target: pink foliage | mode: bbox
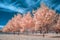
[2,4,60,33]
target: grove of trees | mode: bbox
[2,4,60,33]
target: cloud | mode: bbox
[0,25,4,30]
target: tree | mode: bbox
[53,15,60,33]
[33,4,58,33]
[2,20,13,32]
[19,12,35,33]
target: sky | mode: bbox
[0,0,60,29]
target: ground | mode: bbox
[0,33,60,40]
